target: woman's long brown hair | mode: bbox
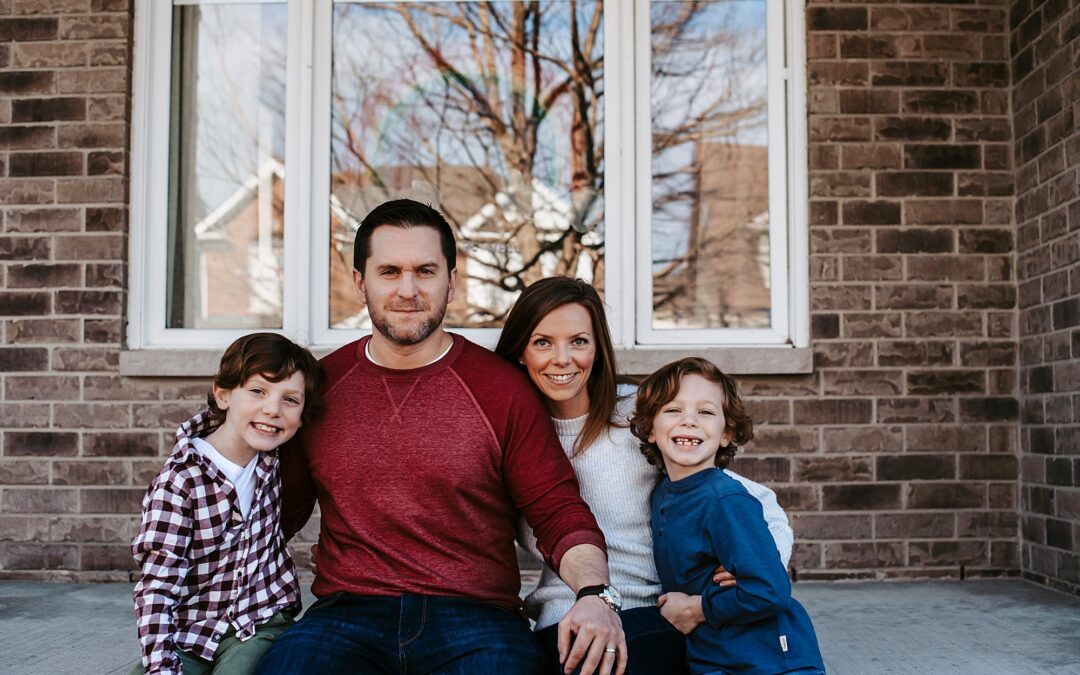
[495,277,620,456]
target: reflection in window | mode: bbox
[166,3,287,329]
[329,1,605,329]
[651,0,770,330]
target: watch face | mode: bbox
[601,585,622,609]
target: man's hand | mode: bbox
[310,543,320,575]
[657,592,705,635]
[712,564,737,588]
[557,596,627,675]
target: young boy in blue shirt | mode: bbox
[631,357,825,675]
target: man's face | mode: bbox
[354,225,456,346]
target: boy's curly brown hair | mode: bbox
[207,333,325,425]
[629,357,753,473]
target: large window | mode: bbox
[130,0,807,352]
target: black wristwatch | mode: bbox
[576,584,622,613]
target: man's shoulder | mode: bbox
[452,335,535,391]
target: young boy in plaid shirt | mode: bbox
[129,333,323,675]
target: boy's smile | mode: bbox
[649,373,731,481]
[206,371,306,466]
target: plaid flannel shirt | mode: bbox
[131,411,300,675]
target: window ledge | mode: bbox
[120,346,812,377]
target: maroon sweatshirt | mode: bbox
[280,334,606,611]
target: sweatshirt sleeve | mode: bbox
[132,477,193,675]
[724,470,794,567]
[699,491,792,627]
[279,435,317,541]
[499,378,606,572]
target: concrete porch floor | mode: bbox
[1,579,1078,674]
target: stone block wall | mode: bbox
[1011,0,1080,596]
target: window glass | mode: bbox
[329,1,605,329]
[166,3,287,329]
[650,0,770,330]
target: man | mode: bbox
[257,199,626,675]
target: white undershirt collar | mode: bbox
[365,336,453,368]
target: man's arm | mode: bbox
[278,436,317,540]
[555,543,627,675]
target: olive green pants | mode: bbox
[128,611,292,675]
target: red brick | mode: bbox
[877,513,955,539]
[0,460,49,485]
[822,484,901,510]
[0,347,49,371]
[877,398,955,424]
[907,426,985,453]
[877,455,956,481]
[825,542,902,570]
[876,285,953,310]
[81,488,144,514]
[2,488,78,514]
[83,432,159,457]
[4,375,80,400]
[908,541,987,566]
[8,318,80,343]
[791,514,872,540]
[794,457,873,483]
[794,399,872,425]
[52,460,128,486]
[907,483,985,509]
[823,427,903,454]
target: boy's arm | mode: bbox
[725,470,794,567]
[132,478,194,675]
[699,492,792,626]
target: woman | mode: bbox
[496,277,793,674]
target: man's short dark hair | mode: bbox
[352,199,457,275]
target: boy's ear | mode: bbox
[212,384,230,411]
[719,431,732,448]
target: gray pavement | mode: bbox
[1,579,1078,674]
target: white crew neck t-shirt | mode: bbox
[191,436,259,520]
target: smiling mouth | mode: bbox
[672,436,702,446]
[252,423,281,434]
[545,373,578,384]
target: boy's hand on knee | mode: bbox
[657,592,705,635]
[711,564,737,587]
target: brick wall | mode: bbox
[1011,0,1080,596]
[788,0,1019,580]
[0,0,154,579]
[0,0,1056,588]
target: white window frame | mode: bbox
[128,0,808,355]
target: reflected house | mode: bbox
[653,142,771,329]
[187,158,284,328]
[330,165,597,328]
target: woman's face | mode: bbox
[521,302,596,419]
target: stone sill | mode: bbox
[120,346,812,377]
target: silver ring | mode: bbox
[605,647,617,654]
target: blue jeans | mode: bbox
[254,593,546,674]
[537,606,687,675]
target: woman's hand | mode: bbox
[712,564,737,588]
[656,592,705,635]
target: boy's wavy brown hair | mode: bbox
[630,357,753,472]
[207,333,325,425]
